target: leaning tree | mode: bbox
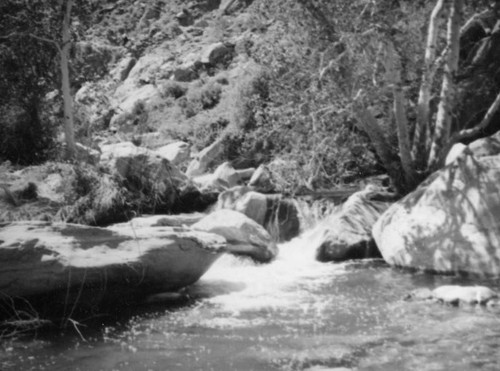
[352,0,500,193]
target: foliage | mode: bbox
[239,0,499,194]
[160,80,188,99]
[0,0,106,162]
[57,164,129,226]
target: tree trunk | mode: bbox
[61,0,76,160]
[384,41,417,189]
[412,0,446,168]
[428,0,463,169]
[353,102,404,193]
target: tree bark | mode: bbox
[61,0,76,160]
[412,0,446,168]
[384,41,417,189]
[428,0,463,169]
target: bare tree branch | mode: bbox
[0,31,60,51]
[442,89,500,159]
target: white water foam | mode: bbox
[196,227,344,315]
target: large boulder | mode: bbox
[100,142,195,214]
[314,187,392,262]
[100,141,187,194]
[216,186,300,242]
[192,209,277,262]
[0,221,225,318]
[373,152,500,276]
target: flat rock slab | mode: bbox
[0,221,225,316]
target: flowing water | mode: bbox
[2,227,500,370]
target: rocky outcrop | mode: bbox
[313,187,392,262]
[216,186,300,241]
[0,221,225,318]
[192,209,277,262]
[373,152,500,276]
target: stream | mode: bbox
[1,225,500,370]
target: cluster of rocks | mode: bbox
[3,0,500,321]
[0,136,304,319]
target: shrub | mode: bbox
[160,80,187,99]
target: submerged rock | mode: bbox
[192,209,277,262]
[433,285,498,305]
[373,152,500,276]
[0,221,225,318]
[405,285,498,306]
[314,186,392,262]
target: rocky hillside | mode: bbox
[72,0,380,191]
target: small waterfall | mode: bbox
[294,197,339,232]
[195,212,343,315]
